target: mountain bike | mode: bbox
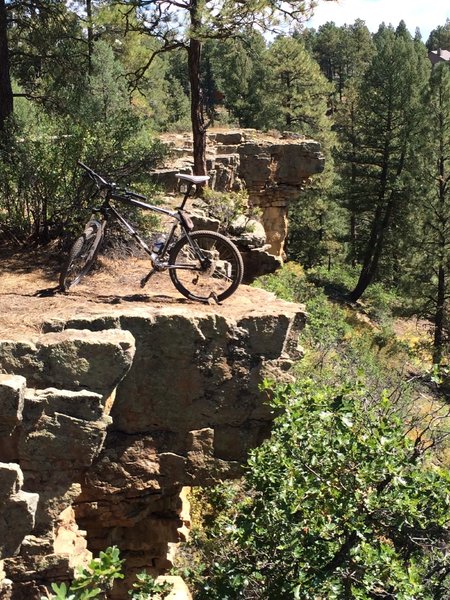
[59,161,244,303]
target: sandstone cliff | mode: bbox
[152,129,324,272]
[0,280,305,599]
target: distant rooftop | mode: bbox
[428,49,450,64]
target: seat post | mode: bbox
[176,173,209,209]
[180,182,194,209]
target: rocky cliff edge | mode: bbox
[0,273,305,599]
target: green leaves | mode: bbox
[188,378,450,599]
[70,546,124,595]
[129,571,173,600]
[43,546,173,599]
[48,583,77,600]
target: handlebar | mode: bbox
[77,161,147,201]
[78,161,109,187]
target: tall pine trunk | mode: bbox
[349,132,391,302]
[0,0,13,130]
[345,29,427,304]
[349,204,384,302]
[349,92,406,303]
[187,1,207,177]
[433,263,446,365]
[349,189,400,302]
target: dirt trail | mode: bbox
[0,246,281,339]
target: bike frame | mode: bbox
[60,161,243,302]
[94,184,204,272]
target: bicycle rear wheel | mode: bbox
[169,230,243,302]
[59,220,105,291]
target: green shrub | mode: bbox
[254,262,315,303]
[255,264,352,371]
[362,282,400,323]
[307,263,360,295]
[42,546,172,600]
[0,42,166,245]
[186,380,450,599]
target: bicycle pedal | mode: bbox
[140,269,155,288]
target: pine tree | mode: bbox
[334,81,367,266]
[204,32,268,128]
[343,27,430,301]
[426,19,450,51]
[310,19,374,108]
[264,36,333,135]
[415,63,450,363]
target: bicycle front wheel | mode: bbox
[169,230,243,302]
[59,220,105,291]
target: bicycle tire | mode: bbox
[59,220,105,291]
[169,230,243,302]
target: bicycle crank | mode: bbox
[140,269,156,288]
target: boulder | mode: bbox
[0,463,39,558]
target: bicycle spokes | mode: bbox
[169,231,243,302]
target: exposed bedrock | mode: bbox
[152,129,325,273]
[0,330,135,599]
[0,297,305,598]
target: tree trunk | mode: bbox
[348,194,396,302]
[433,263,445,365]
[187,1,207,177]
[349,110,403,302]
[0,0,13,130]
[432,144,448,365]
[348,248,379,302]
[86,0,93,75]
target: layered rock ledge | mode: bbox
[0,284,305,599]
[153,129,325,264]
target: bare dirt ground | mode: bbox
[0,244,286,339]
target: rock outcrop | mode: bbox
[153,129,324,275]
[0,330,135,599]
[0,293,306,599]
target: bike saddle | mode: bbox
[176,173,210,184]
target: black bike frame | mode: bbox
[95,185,202,271]
[78,159,207,272]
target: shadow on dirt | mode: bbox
[94,293,188,305]
[0,243,61,281]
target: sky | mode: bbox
[307,0,450,41]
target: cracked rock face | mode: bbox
[0,330,135,599]
[0,462,38,558]
[0,297,305,599]
[154,129,325,265]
